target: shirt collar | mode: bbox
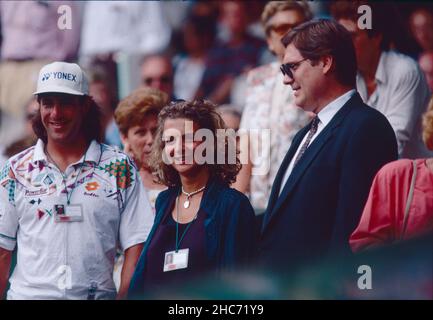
[317,89,356,127]
[374,51,387,85]
[32,139,48,163]
[85,140,103,164]
[32,139,102,165]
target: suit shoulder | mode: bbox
[349,101,392,127]
[343,100,397,149]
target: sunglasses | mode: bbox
[143,75,172,86]
[280,58,308,78]
[265,22,299,37]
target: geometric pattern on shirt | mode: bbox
[85,181,100,192]
[43,173,54,186]
[37,209,45,220]
[0,162,10,182]
[29,198,42,205]
[101,158,134,190]
[1,179,16,205]
[107,189,125,213]
[62,171,94,194]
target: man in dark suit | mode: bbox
[258,19,398,270]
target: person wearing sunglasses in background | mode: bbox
[233,1,313,215]
[140,54,176,100]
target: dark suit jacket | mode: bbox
[258,92,398,269]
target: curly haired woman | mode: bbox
[128,100,257,298]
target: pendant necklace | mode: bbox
[181,185,206,208]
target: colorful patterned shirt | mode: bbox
[0,139,153,299]
[240,62,311,211]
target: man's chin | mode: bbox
[47,133,76,145]
[295,100,306,110]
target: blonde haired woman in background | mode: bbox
[113,87,168,296]
[114,87,169,209]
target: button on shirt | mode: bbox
[0,140,154,299]
[279,90,356,195]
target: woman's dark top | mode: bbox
[143,196,209,290]
[129,178,258,298]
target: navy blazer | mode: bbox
[129,178,258,298]
[258,93,398,268]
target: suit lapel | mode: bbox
[264,125,308,219]
[262,93,362,233]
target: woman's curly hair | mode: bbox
[422,96,433,151]
[149,99,241,187]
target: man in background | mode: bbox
[331,1,432,158]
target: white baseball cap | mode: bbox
[34,61,89,96]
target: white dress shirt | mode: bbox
[279,89,356,195]
[357,50,432,158]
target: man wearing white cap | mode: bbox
[0,62,154,299]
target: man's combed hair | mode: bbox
[329,0,393,51]
[149,99,241,187]
[422,97,433,151]
[32,95,103,143]
[282,18,357,88]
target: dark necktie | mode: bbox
[293,116,320,166]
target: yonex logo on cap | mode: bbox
[42,73,51,81]
[42,72,77,82]
[34,61,88,96]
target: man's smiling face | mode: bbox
[39,93,86,144]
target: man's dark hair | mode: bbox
[282,18,357,87]
[32,95,103,144]
[329,0,394,51]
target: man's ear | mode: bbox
[321,55,334,75]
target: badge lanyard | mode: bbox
[46,144,103,205]
[62,154,86,205]
[175,192,198,252]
